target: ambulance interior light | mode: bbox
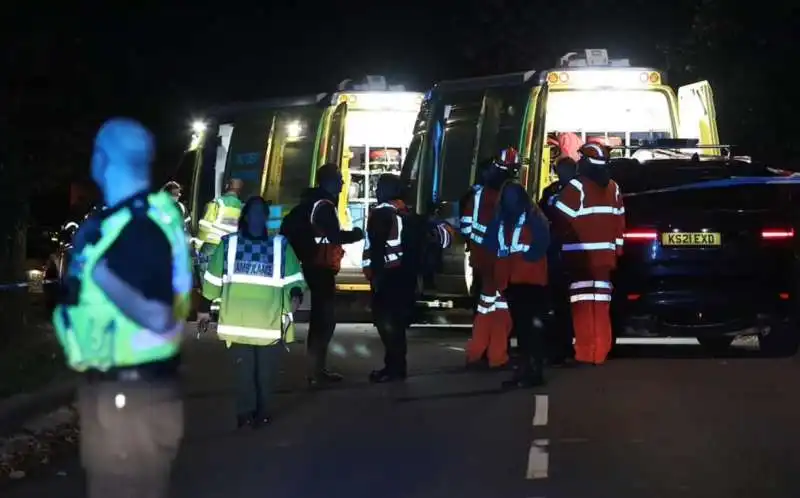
[286,121,303,139]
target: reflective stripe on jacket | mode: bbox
[202,233,307,346]
[494,212,548,287]
[310,199,345,272]
[198,194,242,245]
[553,177,626,270]
[362,202,404,275]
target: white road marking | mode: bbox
[445,346,466,352]
[352,343,372,358]
[614,337,698,345]
[526,439,549,479]
[532,395,548,426]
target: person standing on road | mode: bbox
[488,183,551,387]
[459,159,494,315]
[162,181,191,230]
[195,178,244,273]
[280,163,364,387]
[53,118,193,498]
[362,174,454,383]
[199,196,306,428]
[461,148,519,369]
[552,143,625,366]
[539,157,578,366]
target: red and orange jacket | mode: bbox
[552,175,625,271]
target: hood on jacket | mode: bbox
[300,186,336,204]
[376,174,405,204]
[577,159,611,188]
[498,183,530,226]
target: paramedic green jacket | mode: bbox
[53,192,193,371]
[197,193,242,247]
[202,232,307,346]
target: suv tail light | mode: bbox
[623,229,658,241]
[761,228,795,240]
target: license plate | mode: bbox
[661,232,721,246]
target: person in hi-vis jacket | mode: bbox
[199,196,307,428]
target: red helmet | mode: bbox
[494,147,520,170]
[579,142,610,165]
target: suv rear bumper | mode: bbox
[612,287,793,337]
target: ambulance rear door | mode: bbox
[678,80,720,155]
[263,105,326,217]
[526,83,550,201]
[322,101,349,226]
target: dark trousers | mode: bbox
[228,344,283,418]
[506,284,549,373]
[548,279,575,362]
[78,378,183,498]
[373,302,410,374]
[372,271,415,374]
[304,268,337,374]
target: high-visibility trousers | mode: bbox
[466,287,512,367]
[568,267,613,365]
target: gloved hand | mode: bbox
[352,227,365,241]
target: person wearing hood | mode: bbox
[551,143,626,366]
[484,182,551,387]
[199,196,306,428]
[362,174,454,383]
[280,163,363,387]
[461,148,519,369]
[539,157,578,366]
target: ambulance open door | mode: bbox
[526,83,550,201]
[263,106,326,219]
[678,81,720,156]
[320,101,350,227]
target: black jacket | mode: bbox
[301,187,362,245]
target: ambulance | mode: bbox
[401,49,721,308]
[176,76,423,294]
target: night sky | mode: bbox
[3,1,798,226]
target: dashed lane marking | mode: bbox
[526,439,549,479]
[532,395,548,427]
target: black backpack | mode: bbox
[280,201,316,263]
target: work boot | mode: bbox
[502,356,544,389]
[465,357,489,371]
[307,369,344,388]
[319,369,343,382]
[252,414,271,429]
[502,366,544,389]
[236,414,254,429]
[368,368,406,383]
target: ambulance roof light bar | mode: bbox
[558,49,631,68]
[610,140,735,159]
[337,75,407,92]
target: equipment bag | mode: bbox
[279,202,316,263]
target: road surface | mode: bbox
[5,325,800,498]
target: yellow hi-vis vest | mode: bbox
[53,192,193,371]
[197,193,242,246]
